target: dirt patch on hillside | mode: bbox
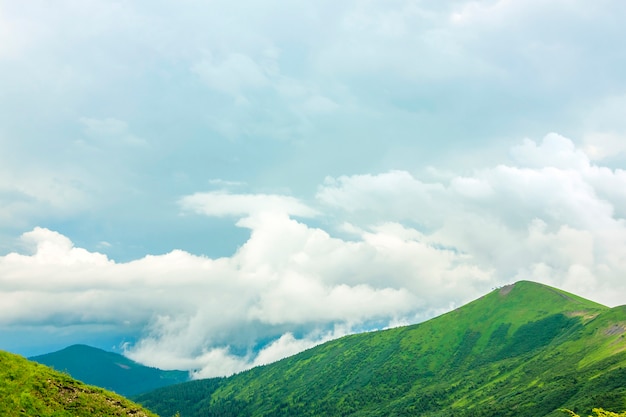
[605,324,626,336]
[499,284,515,296]
[46,379,153,417]
[566,311,599,321]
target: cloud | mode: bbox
[580,95,626,162]
[0,149,90,228]
[2,0,625,250]
[0,5,40,60]
[317,134,626,306]
[509,133,590,170]
[192,52,270,98]
[317,170,446,226]
[582,132,626,161]
[2,216,469,375]
[2,0,626,377]
[132,327,352,379]
[80,117,147,147]
[2,133,626,376]
[179,191,319,218]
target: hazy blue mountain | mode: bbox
[30,344,189,397]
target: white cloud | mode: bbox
[581,95,626,161]
[2,215,474,375]
[0,156,90,228]
[317,134,626,306]
[450,177,493,199]
[2,0,626,376]
[317,170,446,225]
[582,132,626,161]
[509,133,590,170]
[131,327,351,379]
[2,0,624,238]
[2,133,626,375]
[15,227,111,267]
[180,191,319,218]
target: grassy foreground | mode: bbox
[0,350,158,417]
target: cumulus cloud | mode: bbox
[2,133,626,375]
[2,214,474,376]
[2,0,625,251]
[509,133,590,170]
[3,0,626,375]
[317,133,626,306]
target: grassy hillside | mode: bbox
[0,350,159,417]
[30,344,188,396]
[135,281,626,417]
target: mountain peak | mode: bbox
[473,280,605,314]
[498,282,516,295]
[30,344,188,396]
[135,282,626,417]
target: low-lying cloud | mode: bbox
[1,133,625,377]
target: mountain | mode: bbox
[0,350,158,417]
[30,344,189,397]
[134,280,626,417]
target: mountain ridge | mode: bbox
[135,280,626,417]
[30,343,189,396]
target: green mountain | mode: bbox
[135,281,626,417]
[30,344,189,397]
[0,350,158,417]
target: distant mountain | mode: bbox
[0,350,157,417]
[135,281,626,417]
[30,344,189,397]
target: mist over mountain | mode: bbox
[3,0,626,377]
[135,281,626,417]
[3,3,626,416]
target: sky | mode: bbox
[1,0,626,378]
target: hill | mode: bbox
[134,281,626,417]
[30,344,189,396]
[0,349,159,417]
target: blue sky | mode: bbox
[1,0,626,376]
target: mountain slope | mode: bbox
[135,281,626,417]
[0,350,158,417]
[30,344,189,396]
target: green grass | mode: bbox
[0,350,159,417]
[135,281,626,417]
